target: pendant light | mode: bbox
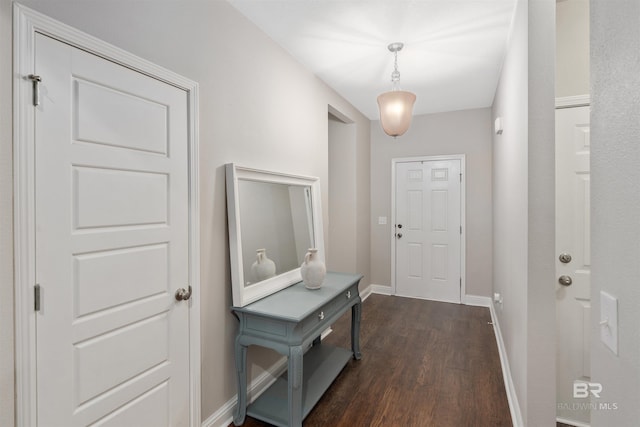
[377,42,416,137]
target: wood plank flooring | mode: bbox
[232,294,512,427]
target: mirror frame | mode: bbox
[226,163,325,307]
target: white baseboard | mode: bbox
[369,283,392,296]
[463,294,491,307]
[489,301,524,427]
[365,286,491,307]
[202,357,288,427]
[360,284,373,301]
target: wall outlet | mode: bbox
[600,291,618,355]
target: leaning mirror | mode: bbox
[226,163,325,307]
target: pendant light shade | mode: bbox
[377,42,416,137]
[377,90,416,137]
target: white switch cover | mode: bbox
[378,216,387,225]
[600,291,618,355]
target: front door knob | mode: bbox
[558,275,573,286]
[396,233,403,239]
[175,286,192,301]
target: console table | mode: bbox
[232,272,363,427]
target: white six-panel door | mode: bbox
[395,160,462,303]
[34,33,190,426]
[556,105,591,425]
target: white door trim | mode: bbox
[390,155,466,301]
[13,4,201,426]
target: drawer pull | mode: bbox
[346,291,351,299]
[318,311,325,321]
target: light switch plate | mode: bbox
[494,117,504,135]
[600,291,618,355]
[378,216,387,225]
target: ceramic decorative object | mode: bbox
[300,248,326,290]
[251,248,276,282]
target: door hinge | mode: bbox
[460,225,462,234]
[27,74,42,106]
[460,277,462,289]
[34,284,41,312]
[459,173,462,182]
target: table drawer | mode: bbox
[301,284,358,333]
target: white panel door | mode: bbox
[395,160,461,303]
[34,33,190,426]
[556,105,591,425]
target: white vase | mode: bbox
[251,248,276,282]
[300,248,326,290]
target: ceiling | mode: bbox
[227,0,518,120]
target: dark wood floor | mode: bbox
[232,294,512,427]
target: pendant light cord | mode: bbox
[391,49,401,89]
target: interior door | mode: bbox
[555,105,591,425]
[34,33,191,426]
[395,160,461,303]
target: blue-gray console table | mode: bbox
[232,272,363,427]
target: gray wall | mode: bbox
[492,0,529,419]
[370,108,493,298]
[591,0,640,425]
[0,0,371,423]
[556,0,590,97]
[492,0,556,425]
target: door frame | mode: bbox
[390,155,466,301]
[13,4,201,426]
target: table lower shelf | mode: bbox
[247,344,353,427]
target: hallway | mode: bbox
[236,294,511,426]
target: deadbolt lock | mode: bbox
[559,253,572,264]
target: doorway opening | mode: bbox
[327,106,356,274]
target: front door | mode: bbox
[34,33,191,426]
[395,159,462,303]
[555,105,591,425]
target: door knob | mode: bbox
[396,233,403,239]
[397,224,403,229]
[175,286,192,301]
[558,275,573,286]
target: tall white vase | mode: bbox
[300,248,326,290]
[251,248,276,282]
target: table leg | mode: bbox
[288,345,304,426]
[351,301,362,360]
[233,337,248,426]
